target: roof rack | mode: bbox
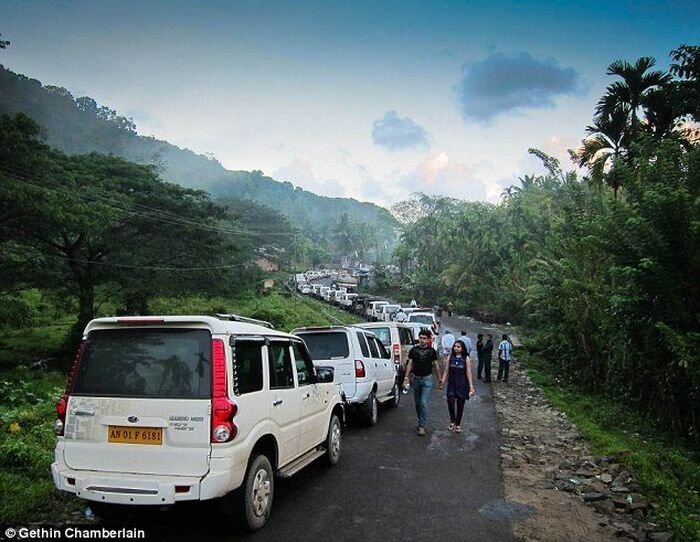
[215,313,275,329]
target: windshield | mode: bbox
[72,328,212,398]
[369,327,391,346]
[298,332,350,360]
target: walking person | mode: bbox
[482,334,494,382]
[458,330,473,357]
[476,334,485,380]
[403,329,441,436]
[438,340,475,433]
[395,308,407,322]
[497,334,513,382]
[441,329,455,357]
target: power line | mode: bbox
[0,163,299,238]
[49,253,251,272]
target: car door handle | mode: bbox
[273,399,283,406]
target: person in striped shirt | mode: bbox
[497,334,513,382]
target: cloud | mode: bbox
[395,152,487,202]
[273,158,346,198]
[456,52,581,122]
[372,110,430,151]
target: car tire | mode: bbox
[363,391,378,426]
[323,414,342,466]
[241,454,274,531]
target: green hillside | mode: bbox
[0,64,398,241]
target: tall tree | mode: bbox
[596,57,671,141]
[0,114,244,343]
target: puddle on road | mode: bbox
[478,499,535,522]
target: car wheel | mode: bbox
[242,454,274,531]
[364,392,378,426]
[324,414,342,466]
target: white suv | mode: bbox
[406,311,439,335]
[292,326,399,425]
[51,316,344,531]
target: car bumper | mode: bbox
[51,450,242,505]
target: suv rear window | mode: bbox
[299,332,350,360]
[72,328,211,398]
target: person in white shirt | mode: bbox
[395,309,407,322]
[441,329,455,358]
[458,330,473,356]
[497,334,513,382]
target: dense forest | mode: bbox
[0,63,398,256]
[382,46,699,441]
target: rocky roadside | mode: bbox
[489,359,673,542]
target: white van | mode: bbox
[367,301,389,321]
[292,326,399,425]
[356,322,415,370]
[52,316,344,531]
[379,304,401,322]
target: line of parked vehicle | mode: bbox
[50,271,444,533]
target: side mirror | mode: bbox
[316,366,335,384]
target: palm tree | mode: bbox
[573,56,671,197]
[595,57,671,143]
[572,108,628,194]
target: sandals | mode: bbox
[448,423,456,431]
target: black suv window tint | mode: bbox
[300,332,350,360]
[356,332,370,357]
[292,342,315,386]
[233,340,264,395]
[365,334,379,357]
[268,342,295,389]
[72,328,211,399]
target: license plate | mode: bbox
[108,425,162,445]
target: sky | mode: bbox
[1,0,698,207]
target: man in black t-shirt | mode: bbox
[403,329,440,436]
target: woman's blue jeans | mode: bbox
[412,375,433,427]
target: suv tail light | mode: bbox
[211,338,238,443]
[355,360,366,378]
[55,340,86,436]
[392,344,400,363]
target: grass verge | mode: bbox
[523,352,700,541]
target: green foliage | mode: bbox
[0,371,82,523]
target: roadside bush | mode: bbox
[0,297,36,330]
